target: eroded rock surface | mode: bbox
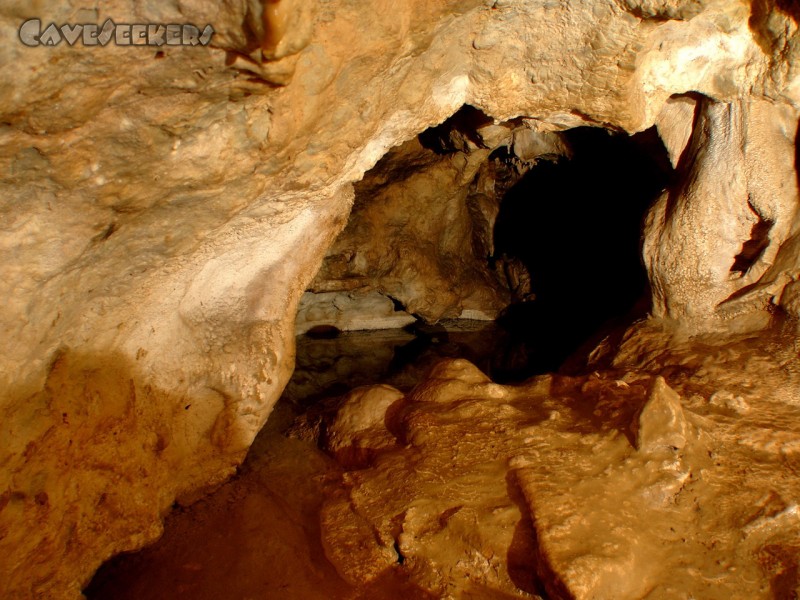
[2,0,800,596]
[303,111,570,328]
[644,97,800,322]
[312,319,800,599]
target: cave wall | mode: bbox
[645,96,800,322]
[299,113,567,332]
[1,0,799,597]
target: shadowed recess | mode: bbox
[493,126,672,375]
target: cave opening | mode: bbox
[294,108,675,388]
[84,113,676,600]
[491,125,673,377]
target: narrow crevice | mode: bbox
[386,294,407,312]
[730,209,773,275]
[393,539,406,565]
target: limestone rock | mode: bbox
[306,110,574,325]
[512,127,571,163]
[654,94,697,169]
[315,329,800,599]
[617,0,707,21]
[323,384,403,467]
[295,290,416,334]
[319,361,542,598]
[2,0,800,596]
[634,375,692,454]
[308,135,517,324]
[320,489,400,586]
[643,97,800,323]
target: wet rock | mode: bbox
[295,290,416,334]
[1,0,800,596]
[320,488,400,586]
[315,327,800,599]
[634,376,692,454]
[323,384,403,467]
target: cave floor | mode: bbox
[86,316,800,599]
[85,397,430,600]
[85,323,526,600]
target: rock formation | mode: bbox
[296,325,800,598]
[299,108,571,332]
[1,0,800,597]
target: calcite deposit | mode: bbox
[1,0,800,597]
[313,321,800,598]
[88,321,800,599]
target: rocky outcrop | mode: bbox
[313,326,800,598]
[644,97,799,322]
[2,0,800,597]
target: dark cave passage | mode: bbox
[492,126,673,377]
[296,113,676,385]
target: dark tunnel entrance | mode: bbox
[491,125,673,377]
